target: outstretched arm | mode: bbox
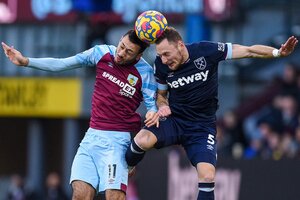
[2,42,87,72]
[232,36,298,59]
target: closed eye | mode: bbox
[121,43,134,55]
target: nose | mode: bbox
[118,49,126,57]
[161,56,168,64]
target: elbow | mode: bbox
[47,65,70,72]
[47,68,62,72]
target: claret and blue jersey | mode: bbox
[155,41,232,122]
[28,44,157,133]
[75,45,157,132]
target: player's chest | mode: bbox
[96,61,142,97]
[165,63,210,89]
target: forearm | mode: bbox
[156,93,169,108]
[141,71,158,112]
[27,56,82,72]
[248,45,278,58]
[232,44,278,59]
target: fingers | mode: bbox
[285,36,298,48]
[147,114,159,126]
[1,42,9,49]
[145,120,155,127]
[279,36,298,56]
[1,42,13,52]
[2,42,14,58]
[292,37,298,47]
[158,109,166,117]
[158,108,171,117]
[2,42,9,56]
[144,112,160,127]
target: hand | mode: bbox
[158,105,171,117]
[279,36,298,57]
[2,42,29,66]
[144,110,160,128]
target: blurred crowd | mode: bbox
[217,62,300,160]
[6,172,67,200]
[5,173,139,200]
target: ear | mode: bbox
[177,40,184,49]
[136,53,142,61]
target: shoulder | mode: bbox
[154,56,166,68]
[135,57,153,73]
[154,56,168,69]
[192,41,229,51]
[188,41,228,57]
[154,56,169,76]
[75,44,117,64]
[188,41,217,51]
[93,45,116,56]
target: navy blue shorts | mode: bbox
[144,116,217,166]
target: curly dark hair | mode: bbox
[124,29,150,53]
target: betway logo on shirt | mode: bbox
[102,71,136,97]
[167,70,209,88]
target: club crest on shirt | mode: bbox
[168,72,174,77]
[194,57,206,70]
[107,62,114,68]
[127,74,138,86]
[218,42,225,52]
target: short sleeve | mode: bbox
[154,57,168,91]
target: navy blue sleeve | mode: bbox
[196,41,230,63]
[154,57,168,91]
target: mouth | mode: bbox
[115,55,122,63]
[168,62,180,70]
[167,62,175,68]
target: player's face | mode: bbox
[115,35,142,65]
[156,39,186,71]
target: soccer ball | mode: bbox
[135,10,168,44]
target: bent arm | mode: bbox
[140,67,158,112]
[156,89,172,117]
[157,89,169,108]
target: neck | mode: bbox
[181,45,189,64]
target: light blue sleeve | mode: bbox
[27,45,114,72]
[28,56,82,72]
[75,45,115,66]
[226,43,233,60]
[135,58,158,112]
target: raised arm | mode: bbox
[2,42,83,72]
[232,36,298,59]
[2,42,103,72]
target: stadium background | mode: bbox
[0,0,300,199]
